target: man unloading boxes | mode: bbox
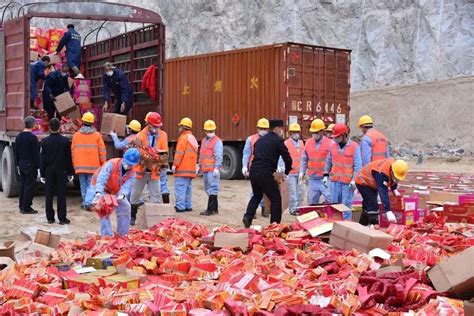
[102,62,133,115]
[355,158,408,226]
[110,120,142,150]
[87,148,141,236]
[358,115,390,166]
[55,24,83,79]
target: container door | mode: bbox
[3,17,28,132]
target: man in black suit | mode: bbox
[40,118,74,224]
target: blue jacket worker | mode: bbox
[56,24,83,78]
[29,56,51,105]
[85,148,141,237]
[42,64,71,119]
[102,62,133,115]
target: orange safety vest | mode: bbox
[125,134,138,148]
[284,138,304,175]
[134,126,168,180]
[91,158,134,195]
[71,130,106,174]
[249,133,260,167]
[329,141,358,184]
[200,136,221,172]
[174,131,198,178]
[366,128,388,161]
[356,158,394,189]
[305,136,332,177]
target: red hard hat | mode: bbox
[147,112,162,127]
[332,123,349,138]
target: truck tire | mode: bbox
[0,144,5,191]
[2,146,19,197]
[220,145,242,180]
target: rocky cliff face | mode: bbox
[6,0,473,91]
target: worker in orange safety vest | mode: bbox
[358,115,390,166]
[325,123,335,139]
[172,117,198,212]
[72,111,106,209]
[198,120,223,216]
[129,112,168,225]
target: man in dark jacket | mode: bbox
[55,24,83,78]
[102,62,133,115]
[40,118,74,224]
[29,56,51,107]
[243,119,292,227]
[42,64,71,119]
[15,116,40,214]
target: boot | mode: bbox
[162,193,170,204]
[130,204,139,226]
[200,195,218,216]
[261,206,270,218]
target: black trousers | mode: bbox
[19,170,37,211]
[43,99,56,120]
[113,96,132,115]
[357,183,380,226]
[45,170,68,221]
[244,172,282,224]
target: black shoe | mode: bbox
[185,208,193,212]
[242,217,251,228]
[162,193,170,204]
[131,205,140,222]
[261,207,269,218]
[21,209,38,214]
[175,207,186,213]
[200,195,218,216]
[59,219,71,225]
[47,219,55,224]
[130,217,136,226]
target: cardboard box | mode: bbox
[136,203,175,229]
[34,230,61,248]
[54,92,76,116]
[0,257,15,272]
[101,113,127,137]
[329,221,393,253]
[264,172,289,213]
[214,232,249,251]
[30,50,39,62]
[427,247,474,299]
[464,300,474,315]
[74,90,91,104]
[86,255,113,270]
[296,211,333,237]
[443,203,474,224]
[73,79,91,92]
[47,53,62,65]
[299,204,352,221]
[0,241,15,260]
[379,209,415,228]
[106,275,140,290]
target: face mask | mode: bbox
[206,132,215,138]
[277,129,285,138]
[178,127,183,134]
[291,133,300,141]
[258,130,268,137]
[106,71,113,76]
[122,162,131,170]
[312,133,322,141]
[61,72,68,77]
[148,127,157,135]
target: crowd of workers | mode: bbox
[21,24,410,236]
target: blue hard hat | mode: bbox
[123,148,141,166]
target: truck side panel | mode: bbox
[1,17,28,133]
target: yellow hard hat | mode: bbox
[309,119,325,133]
[203,120,216,131]
[288,123,301,132]
[257,118,269,129]
[179,117,192,128]
[325,123,335,132]
[81,112,95,124]
[392,159,408,181]
[358,115,374,127]
[145,112,152,121]
[127,120,142,133]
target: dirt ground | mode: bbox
[0,157,473,243]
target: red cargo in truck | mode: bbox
[0,2,165,197]
[164,43,351,179]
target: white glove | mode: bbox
[322,176,329,188]
[276,167,284,173]
[172,165,176,173]
[349,180,356,190]
[109,131,117,138]
[393,189,401,197]
[117,193,125,200]
[68,175,74,182]
[93,192,102,204]
[40,177,46,184]
[386,211,397,223]
[298,172,305,184]
[242,167,249,177]
[196,166,200,175]
[17,166,20,175]
[213,168,220,177]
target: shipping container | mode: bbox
[0,2,164,197]
[164,43,351,179]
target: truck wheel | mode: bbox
[2,146,19,197]
[220,145,242,180]
[0,144,5,191]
